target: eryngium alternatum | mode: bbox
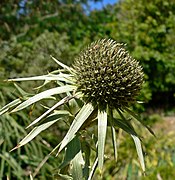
[73,39,144,109]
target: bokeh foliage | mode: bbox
[0,0,175,179]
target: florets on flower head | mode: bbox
[73,39,144,109]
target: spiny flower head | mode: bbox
[73,39,144,109]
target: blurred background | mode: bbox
[0,0,175,179]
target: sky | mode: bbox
[89,0,117,10]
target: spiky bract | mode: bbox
[73,39,144,109]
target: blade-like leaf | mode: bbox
[58,103,94,154]
[111,126,118,161]
[50,55,72,72]
[123,107,155,137]
[131,135,145,172]
[26,96,73,128]
[54,174,73,180]
[11,85,76,112]
[0,99,22,115]
[108,109,118,161]
[82,141,91,179]
[59,136,82,169]
[116,109,138,136]
[29,174,34,180]
[10,119,60,151]
[72,151,84,180]
[8,73,73,84]
[71,137,84,180]
[98,110,107,171]
[88,158,98,180]
[14,83,33,97]
[113,117,137,136]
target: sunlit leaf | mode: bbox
[50,55,73,72]
[88,158,98,180]
[111,126,118,161]
[11,85,76,112]
[55,174,73,180]
[59,136,82,169]
[10,119,60,151]
[108,109,118,161]
[58,103,94,154]
[71,151,84,180]
[0,99,22,115]
[131,134,145,172]
[98,110,107,171]
[26,96,74,128]
[71,137,84,180]
[8,73,73,84]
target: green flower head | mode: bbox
[73,39,144,109]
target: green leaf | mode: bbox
[72,151,84,180]
[8,73,73,84]
[82,141,91,179]
[58,103,94,154]
[10,119,60,151]
[123,107,156,137]
[11,85,76,112]
[54,174,73,180]
[116,109,138,136]
[30,174,34,180]
[59,136,82,169]
[0,99,22,115]
[26,96,73,128]
[50,55,72,72]
[88,158,98,180]
[111,126,118,161]
[108,109,118,161]
[113,117,137,136]
[98,110,107,171]
[71,137,84,180]
[131,134,145,172]
[14,83,33,97]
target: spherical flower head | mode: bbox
[73,39,144,109]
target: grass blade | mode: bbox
[131,134,145,173]
[98,110,107,171]
[58,103,94,154]
[11,85,76,112]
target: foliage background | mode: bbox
[0,0,175,179]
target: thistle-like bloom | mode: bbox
[73,39,144,109]
[0,39,150,178]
